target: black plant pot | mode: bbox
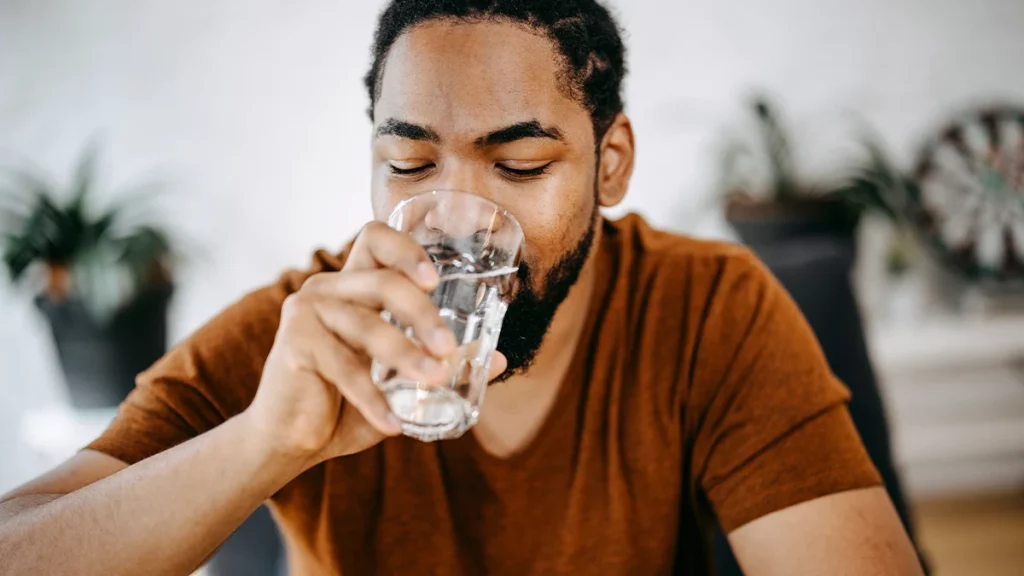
[35,283,173,408]
[726,197,859,250]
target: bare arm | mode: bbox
[0,223,492,575]
[728,487,924,576]
[0,413,310,576]
[0,449,127,524]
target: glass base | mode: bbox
[381,381,479,442]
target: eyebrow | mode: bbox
[475,121,564,147]
[375,118,441,143]
[375,118,564,147]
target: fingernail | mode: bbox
[417,262,438,286]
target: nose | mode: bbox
[420,163,509,238]
[422,190,505,240]
[432,159,486,199]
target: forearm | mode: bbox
[0,412,310,576]
[0,494,61,523]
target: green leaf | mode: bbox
[116,225,172,281]
[825,131,916,226]
[2,233,39,282]
[88,210,118,244]
[751,97,799,200]
[0,169,53,225]
[1,143,175,310]
[69,142,100,210]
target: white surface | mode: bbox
[3,0,1024,493]
[872,314,1024,497]
[20,407,117,466]
[870,313,1024,376]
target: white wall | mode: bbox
[2,0,1023,492]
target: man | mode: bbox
[0,1,923,574]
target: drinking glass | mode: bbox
[370,190,523,441]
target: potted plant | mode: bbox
[1,145,176,408]
[720,96,911,249]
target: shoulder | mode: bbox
[186,247,348,355]
[597,215,797,404]
[142,246,351,416]
[83,245,353,464]
[602,214,772,308]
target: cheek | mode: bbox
[370,185,406,222]
[515,189,594,273]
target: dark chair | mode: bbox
[712,236,924,575]
[206,505,286,576]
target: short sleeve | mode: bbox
[85,249,347,465]
[687,251,881,533]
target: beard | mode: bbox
[492,204,598,382]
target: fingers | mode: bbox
[308,335,402,436]
[344,221,438,290]
[311,299,451,385]
[488,351,508,381]
[305,269,455,357]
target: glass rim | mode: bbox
[387,189,524,242]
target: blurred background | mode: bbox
[2,1,1023,574]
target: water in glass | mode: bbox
[373,243,517,441]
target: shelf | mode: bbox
[868,313,1024,376]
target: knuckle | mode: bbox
[280,293,308,320]
[363,318,398,349]
[300,271,332,291]
[362,269,399,297]
[358,221,388,243]
[277,343,310,372]
[347,306,376,336]
[362,220,388,233]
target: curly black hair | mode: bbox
[364,0,627,141]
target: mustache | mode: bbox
[514,258,533,292]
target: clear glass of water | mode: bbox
[371,190,523,441]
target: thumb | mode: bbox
[487,351,508,382]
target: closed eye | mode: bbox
[388,163,434,176]
[497,162,553,179]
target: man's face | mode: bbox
[370,20,601,376]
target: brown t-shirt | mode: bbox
[87,214,880,575]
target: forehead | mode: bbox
[375,20,590,138]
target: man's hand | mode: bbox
[0,220,508,576]
[243,220,506,462]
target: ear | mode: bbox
[596,113,635,208]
